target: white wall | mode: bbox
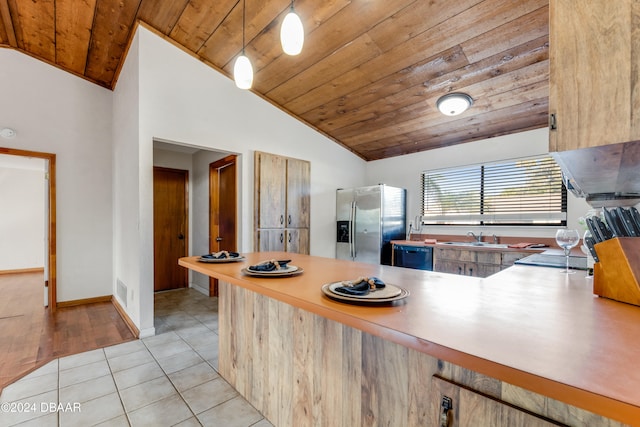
[366,128,592,238]
[0,49,113,302]
[135,27,366,258]
[112,31,154,336]
[0,156,45,270]
[111,27,366,333]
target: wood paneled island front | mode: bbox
[179,252,640,426]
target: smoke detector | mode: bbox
[0,128,16,139]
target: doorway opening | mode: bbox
[152,140,240,299]
[0,147,56,311]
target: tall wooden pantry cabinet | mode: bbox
[254,151,310,254]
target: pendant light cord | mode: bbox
[242,0,246,54]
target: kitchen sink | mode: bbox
[438,241,510,249]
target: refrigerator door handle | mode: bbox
[351,201,357,259]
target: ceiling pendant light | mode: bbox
[280,0,304,55]
[436,93,473,116]
[234,54,253,89]
[234,0,253,89]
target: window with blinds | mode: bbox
[421,155,567,226]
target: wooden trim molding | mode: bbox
[0,267,45,275]
[56,295,112,308]
[111,296,140,338]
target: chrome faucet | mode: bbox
[467,231,483,242]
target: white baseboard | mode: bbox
[139,327,156,338]
[190,282,209,296]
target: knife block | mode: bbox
[593,237,640,306]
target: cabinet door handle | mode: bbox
[468,268,473,276]
[549,113,557,131]
[440,396,453,427]
[288,214,292,225]
[457,266,462,275]
[280,215,284,225]
[288,233,292,243]
[280,233,284,243]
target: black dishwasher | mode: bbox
[393,245,433,271]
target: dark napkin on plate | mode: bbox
[334,277,385,296]
[201,251,240,259]
[249,259,291,271]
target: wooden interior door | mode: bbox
[153,167,188,292]
[210,155,237,253]
[209,155,237,295]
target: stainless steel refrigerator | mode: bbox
[336,185,406,265]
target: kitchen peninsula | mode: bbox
[179,253,639,426]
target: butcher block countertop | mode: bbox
[179,252,640,424]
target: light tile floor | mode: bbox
[0,288,274,427]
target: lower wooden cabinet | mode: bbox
[434,248,500,277]
[284,228,309,255]
[432,376,566,426]
[434,248,531,278]
[256,228,309,254]
[501,251,530,268]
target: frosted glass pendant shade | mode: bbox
[234,54,253,89]
[280,11,304,55]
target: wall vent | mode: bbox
[117,279,127,308]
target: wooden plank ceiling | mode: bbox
[0,0,549,161]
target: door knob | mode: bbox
[178,233,185,240]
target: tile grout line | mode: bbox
[103,347,133,427]
[139,334,200,426]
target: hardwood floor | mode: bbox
[0,272,136,391]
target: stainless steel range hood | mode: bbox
[551,140,640,207]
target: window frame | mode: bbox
[420,155,568,227]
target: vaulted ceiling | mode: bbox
[0,0,549,161]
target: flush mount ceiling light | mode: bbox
[0,127,16,139]
[234,0,253,89]
[280,0,304,55]
[436,93,473,116]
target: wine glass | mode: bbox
[555,229,581,274]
